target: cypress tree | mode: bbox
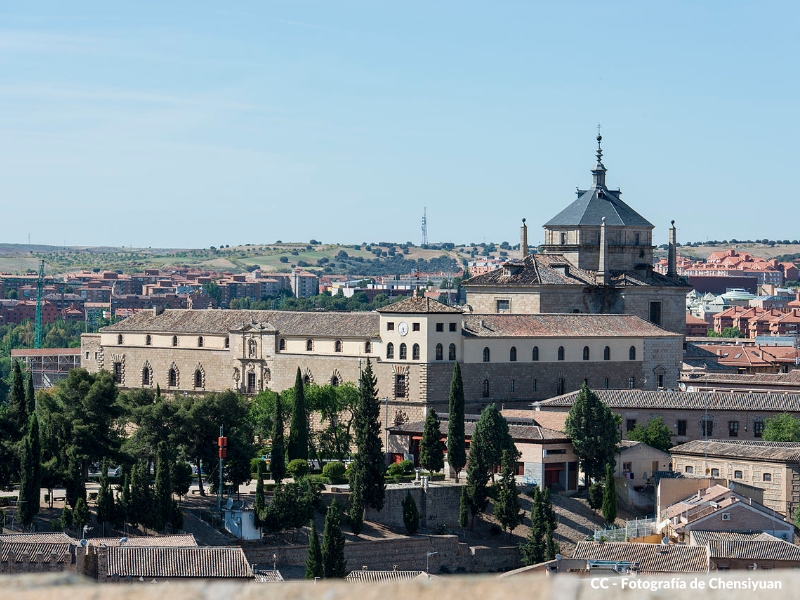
[96,459,115,532]
[18,435,37,527]
[472,404,516,481]
[254,460,266,527]
[459,486,469,530]
[402,492,419,535]
[25,369,35,416]
[565,383,620,485]
[351,359,385,511]
[287,368,309,461]
[129,460,153,529]
[519,487,545,565]
[544,523,560,561]
[154,441,172,530]
[73,497,89,534]
[65,455,86,509]
[9,360,27,435]
[321,499,346,578]
[28,413,41,507]
[349,473,364,535]
[419,409,444,473]
[494,449,522,534]
[465,430,490,528]
[305,520,323,579]
[602,463,618,525]
[447,362,466,481]
[271,393,286,483]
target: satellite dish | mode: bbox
[729,482,735,490]
[80,539,88,547]
[662,536,669,545]
[555,554,562,561]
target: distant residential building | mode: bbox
[686,313,709,337]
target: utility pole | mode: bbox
[217,427,227,511]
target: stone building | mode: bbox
[81,297,681,425]
[462,135,690,335]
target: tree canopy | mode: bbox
[447,362,466,480]
[627,416,673,452]
[564,383,620,484]
[763,413,800,442]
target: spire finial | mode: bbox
[596,124,603,164]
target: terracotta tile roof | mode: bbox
[502,409,568,432]
[572,542,709,573]
[345,570,425,583]
[538,389,800,412]
[101,309,379,338]
[0,533,76,545]
[253,569,285,582]
[689,531,782,545]
[389,419,571,443]
[1,542,74,563]
[104,546,252,579]
[706,539,800,561]
[686,314,708,325]
[670,439,800,462]
[461,314,679,339]
[376,297,461,314]
[664,485,737,520]
[87,534,197,547]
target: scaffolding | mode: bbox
[11,348,82,389]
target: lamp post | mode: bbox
[426,551,438,574]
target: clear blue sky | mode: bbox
[1,1,798,249]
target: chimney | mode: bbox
[520,218,528,259]
[597,217,608,285]
[667,220,677,278]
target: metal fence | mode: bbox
[593,517,657,542]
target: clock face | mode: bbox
[398,322,409,336]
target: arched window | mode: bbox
[412,344,420,360]
[224,337,229,349]
[532,346,539,361]
[142,367,150,386]
[558,346,565,361]
[482,379,490,397]
[387,343,394,359]
[303,374,310,385]
[117,334,123,345]
[334,340,342,352]
[279,339,286,350]
[583,346,590,361]
[306,339,313,352]
[629,346,636,360]
[435,343,443,361]
[168,368,177,387]
[198,336,204,348]
[483,347,490,363]
[510,347,517,362]
[194,370,203,388]
[628,376,635,389]
[172,336,178,347]
[145,335,152,346]
[448,343,456,361]
[365,340,371,353]
[604,346,610,361]
[399,343,407,360]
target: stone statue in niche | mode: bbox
[233,367,240,383]
[248,338,258,358]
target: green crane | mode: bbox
[34,259,44,348]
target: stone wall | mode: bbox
[363,484,463,530]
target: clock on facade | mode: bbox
[398,322,409,336]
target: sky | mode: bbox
[0,1,798,249]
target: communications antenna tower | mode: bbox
[34,259,45,349]
[421,207,428,246]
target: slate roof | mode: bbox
[101,309,379,338]
[572,542,709,573]
[544,186,653,228]
[538,389,800,412]
[345,570,425,583]
[389,419,570,443]
[670,439,800,462]
[87,534,197,547]
[461,313,678,339]
[376,296,461,314]
[104,546,252,579]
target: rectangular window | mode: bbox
[729,421,739,437]
[85,352,90,360]
[626,419,637,432]
[113,362,123,384]
[496,299,510,313]
[677,420,687,436]
[387,322,394,331]
[657,374,664,388]
[734,470,743,479]
[604,377,610,389]
[436,323,444,332]
[649,301,662,326]
[511,379,516,392]
[711,468,720,477]
[412,322,420,332]
[685,466,694,474]
[754,421,765,438]
[622,462,632,472]
[532,379,537,392]
[395,374,406,398]
[449,322,457,332]
[701,420,714,437]
[546,449,567,455]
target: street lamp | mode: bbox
[426,551,438,574]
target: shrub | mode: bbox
[250,457,265,473]
[387,463,404,477]
[287,459,310,479]
[398,459,415,474]
[588,482,604,509]
[402,493,419,535]
[322,462,347,484]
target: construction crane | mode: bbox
[34,259,44,349]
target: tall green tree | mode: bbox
[472,404,516,481]
[459,487,469,531]
[420,409,444,473]
[253,460,266,527]
[73,497,89,536]
[8,359,28,435]
[271,393,286,483]
[494,449,523,534]
[402,492,419,535]
[65,454,86,508]
[350,359,385,511]
[763,413,800,442]
[18,432,39,527]
[305,520,324,579]
[564,383,620,485]
[128,460,153,529]
[520,487,544,565]
[25,369,35,416]
[288,368,310,461]
[349,470,364,535]
[95,459,115,533]
[465,428,490,528]
[154,441,172,531]
[602,463,618,525]
[447,362,467,481]
[321,499,347,578]
[627,417,673,452]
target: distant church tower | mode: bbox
[540,134,654,272]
